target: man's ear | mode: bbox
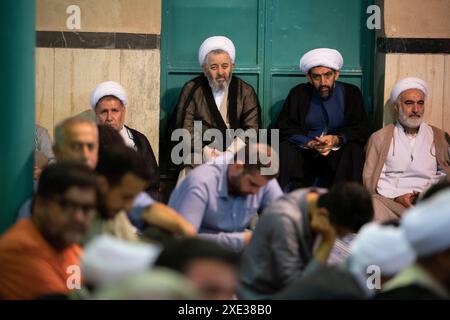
[334,70,340,81]
[31,195,45,219]
[97,175,109,194]
[201,64,208,76]
[393,102,400,116]
[306,73,312,84]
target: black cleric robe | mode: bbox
[274,81,370,191]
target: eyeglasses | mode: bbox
[52,197,97,216]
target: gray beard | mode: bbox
[207,76,230,92]
[398,109,422,129]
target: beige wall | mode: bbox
[36,0,161,34]
[36,48,161,160]
[381,54,450,133]
[35,0,162,159]
[383,0,450,38]
[375,0,450,133]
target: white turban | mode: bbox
[402,189,450,258]
[198,36,235,66]
[349,222,416,277]
[90,81,128,109]
[390,77,428,103]
[299,48,343,74]
[82,235,161,287]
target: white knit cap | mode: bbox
[90,81,128,109]
[402,189,450,258]
[82,235,161,287]
[390,77,428,103]
[299,48,344,74]
[350,222,416,276]
[198,36,235,66]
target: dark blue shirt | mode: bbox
[288,82,346,147]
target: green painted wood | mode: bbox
[160,0,374,171]
[0,0,35,233]
[263,0,374,127]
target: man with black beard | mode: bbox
[363,77,450,221]
[274,48,370,191]
[171,36,261,180]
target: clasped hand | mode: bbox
[306,135,339,156]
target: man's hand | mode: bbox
[141,203,197,236]
[394,192,420,208]
[310,207,336,242]
[310,207,337,263]
[306,135,339,156]
[34,165,43,180]
[315,135,339,147]
[243,230,253,248]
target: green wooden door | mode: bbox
[160,0,373,173]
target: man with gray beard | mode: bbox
[363,77,450,221]
[171,36,261,179]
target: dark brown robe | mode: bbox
[171,75,261,167]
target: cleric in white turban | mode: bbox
[90,80,128,109]
[198,35,236,66]
[274,46,369,191]
[90,80,161,199]
[172,35,261,180]
[362,75,449,223]
[390,77,428,103]
[349,222,416,277]
[299,48,344,74]
[379,190,450,299]
[402,189,450,258]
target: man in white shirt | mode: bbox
[363,77,450,221]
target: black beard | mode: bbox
[318,85,334,100]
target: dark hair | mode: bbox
[234,143,279,179]
[96,145,150,186]
[318,182,373,232]
[37,162,99,200]
[154,238,240,273]
[97,124,125,150]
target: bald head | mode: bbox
[54,117,99,169]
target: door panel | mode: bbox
[160,0,373,172]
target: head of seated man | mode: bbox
[91,81,128,132]
[32,162,99,250]
[96,145,150,219]
[394,88,425,134]
[53,117,99,170]
[202,48,234,92]
[307,66,340,100]
[227,143,279,196]
[155,238,240,300]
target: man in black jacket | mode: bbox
[274,48,370,191]
[91,81,160,200]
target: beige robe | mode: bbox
[363,123,450,221]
